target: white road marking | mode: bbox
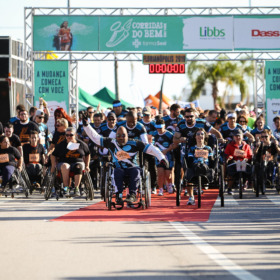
[266,195,280,206]
[170,222,261,280]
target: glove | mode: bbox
[160,158,169,169]
[82,112,89,126]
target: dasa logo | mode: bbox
[200,27,225,37]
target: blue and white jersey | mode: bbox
[219,122,245,141]
[163,114,183,132]
[251,125,271,138]
[176,118,212,140]
[100,137,148,168]
[99,123,116,137]
[111,110,128,119]
[139,119,157,136]
[109,121,148,144]
[188,145,213,165]
[153,130,174,164]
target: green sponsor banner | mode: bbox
[33,16,99,51]
[34,60,69,114]
[99,16,183,51]
[265,61,280,129]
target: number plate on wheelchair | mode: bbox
[0,154,9,163]
[116,151,131,161]
[234,149,245,157]
[29,154,40,163]
[194,149,209,158]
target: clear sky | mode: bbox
[0,0,279,106]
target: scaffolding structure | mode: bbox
[24,6,280,113]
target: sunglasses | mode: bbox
[196,133,205,136]
[239,120,246,123]
[108,118,115,121]
[261,136,268,138]
[88,111,94,114]
[56,124,61,127]
[38,116,44,119]
[116,134,126,138]
[185,115,194,119]
[66,134,74,137]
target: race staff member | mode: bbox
[3,123,22,156]
[51,127,90,197]
[13,109,40,145]
[82,116,168,204]
[0,135,22,192]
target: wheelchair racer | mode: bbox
[82,116,168,204]
[185,128,215,205]
[50,127,90,197]
[254,129,280,187]
[0,135,22,192]
[224,129,253,195]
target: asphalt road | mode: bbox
[0,189,280,280]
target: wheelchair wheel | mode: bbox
[44,173,54,200]
[17,171,29,197]
[175,161,182,206]
[276,166,280,194]
[144,171,151,209]
[21,167,32,192]
[83,172,94,200]
[218,164,225,207]
[100,164,105,200]
[239,173,243,199]
[198,176,202,208]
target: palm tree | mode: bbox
[187,59,254,107]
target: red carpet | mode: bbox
[53,189,219,222]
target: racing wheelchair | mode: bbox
[104,161,151,211]
[0,167,31,198]
[44,168,94,201]
[175,136,225,208]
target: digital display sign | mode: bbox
[149,64,185,74]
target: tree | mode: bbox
[187,59,254,107]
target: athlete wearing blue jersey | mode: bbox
[109,111,148,144]
[220,112,254,142]
[83,118,167,204]
[163,103,183,133]
[153,119,177,196]
[100,112,117,138]
[174,108,223,145]
[112,100,128,120]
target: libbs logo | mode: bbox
[199,27,225,37]
[252,29,280,37]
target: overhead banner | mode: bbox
[33,16,99,51]
[265,61,280,130]
[33,15,280,51]
[34,61,69,129]
[234,16,280,50]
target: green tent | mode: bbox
[78,87,112,111]
[94,87,135,109]
[79,87,135,111]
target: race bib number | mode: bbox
[194,149,209,159]
[116,151,131,161]
[0,154,9,163]
[29,153,40,163]
[234,149,245,158]
[147,134,153,144]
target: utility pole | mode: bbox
[114,53,119,100]
[159,74,165,114]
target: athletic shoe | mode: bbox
[184,189,188,196]
[125,193,137,204]
[75,187,80,197]
[227,188,233,195]
[151,187,157,194]
[158,188,164,196]
[64,187,70,198]
[187,196,195,205]
[116,193,123,204]
[168,184,174,194]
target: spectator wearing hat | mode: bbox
[273,116,280,143]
